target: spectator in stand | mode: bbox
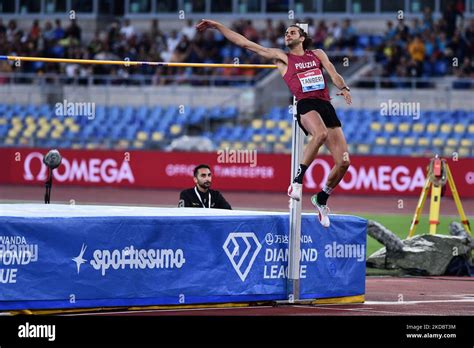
[456,57,472,77]
[265,19,274,33]
[407,35,425,77]
[395,18,409,41]
[465,19,474,45]
[340,19,357,49]
[65,19,81,43]
[6,20,18,42]
[328,22,341,43]
[443,0,465,37]
[423,6,434,30]
[181,19,196,40]
[323,22,340,50]
[163,30,181,62]
[448,30,468,61]
[54,19,65,40]
[171,35,192,62]
[0,19,6,35]
[423,32,437,58]
[43,21,55,43]
[385,21,396,40]
[438,31,448,52]
[29,20,41,44]
[1,16,470,85]
[313,20,328,49]
[408,35,425,64]
[410,18,422,36]
[0,60,13,85]
[120,19,135,41]
[243,20,259,42]
[258,30,272,48]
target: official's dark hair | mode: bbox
[288,24,312,50]
[193,164,211,177]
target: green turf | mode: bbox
[355,213,462,257]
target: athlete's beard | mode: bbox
[197,181,211,191]
[286,39,302,49]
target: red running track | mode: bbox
[68,277,474,316]
[1,185,473,215]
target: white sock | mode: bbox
[323,185,333,195]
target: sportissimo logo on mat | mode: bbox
[223,233,262,281]
[72,244,186,276]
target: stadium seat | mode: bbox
[133,140,144,149]
[443,147,455,157]
[398,122,410,133]
[418,138,430,146]
[446,139,458,147]
[411,123,424,134]
[440,124,452,134]
[427,122,439,134]
[266,134,276,142]
[265,120,276,129]
[453,124,466,134]
[170,125,182,136]
[246,142,256,150]
[384,123,396,133]
[370,122,382,132]
[279,134,290,143]
[459,147,471,157]
[137,131,149,142]
[389,137,402,146]
[151,131,164,142]
[252,119,263,129]
[357,144,370,154]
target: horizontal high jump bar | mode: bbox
[0,55,277,69]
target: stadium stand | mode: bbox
[1,103,472,157]
[0,1,472,157]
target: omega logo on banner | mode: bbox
[305,159,426,192]
[23,152,135,184]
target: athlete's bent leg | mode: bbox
[288,110,328,201]
[324,127,350,189]
[310,127,349,227]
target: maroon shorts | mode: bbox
[296,98,342,135]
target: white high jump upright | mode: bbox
[286,23,308,302]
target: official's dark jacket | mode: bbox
[178,187,232,209]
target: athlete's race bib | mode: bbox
[297,68,325,92]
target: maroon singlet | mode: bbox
[282,50,331,102]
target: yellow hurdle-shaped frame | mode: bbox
[408,158,471,237]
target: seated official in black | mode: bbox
[178,164,232,210]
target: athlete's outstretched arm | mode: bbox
[196,19,286,63]
[313,49,352,105]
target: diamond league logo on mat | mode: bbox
[0,236,39,284]
[223,233,262,282]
